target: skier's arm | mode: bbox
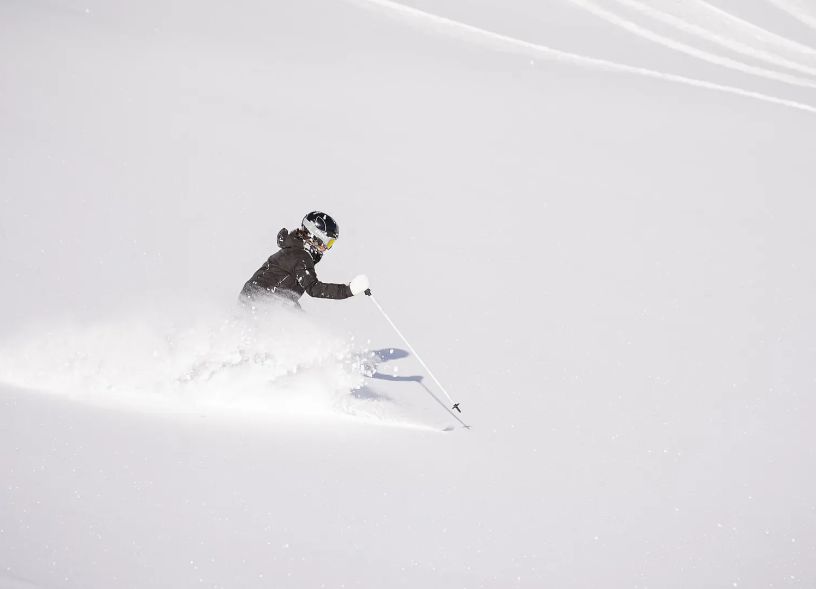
[295,261,353,300]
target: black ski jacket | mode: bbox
[241,228,353,303]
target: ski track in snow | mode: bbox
[687,0,816,57]
[570,0,816,82]
[345,0,816,114]
[767,0,816,32]
[0,573,44,589]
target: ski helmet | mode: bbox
[302,211,339,249]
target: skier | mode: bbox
[240,211,370,308]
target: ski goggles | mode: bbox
[313,237,336,251]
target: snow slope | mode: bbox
[1,0,815,587]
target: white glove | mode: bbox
[349,274,370,296]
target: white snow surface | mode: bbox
[1,0,815,587]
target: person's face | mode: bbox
[316,237,336,253]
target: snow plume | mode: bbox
[0,298,369,423]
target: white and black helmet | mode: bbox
[302,211,339,248]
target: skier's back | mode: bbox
[241,211,369,306]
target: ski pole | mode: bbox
[365,289,462,413]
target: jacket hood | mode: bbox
[277,227,322,263]
[277,227,299,249]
